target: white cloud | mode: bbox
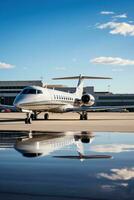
[91,144,134,153]
[112,13,127,19]
[97,21,134,36]
[100,11,115,15]
[0,62,15,69]
[90,57,134,66]
[98,168,134,181]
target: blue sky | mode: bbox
[0,0,134,93]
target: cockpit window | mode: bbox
[22,89,37,94]
[37,90,43,94]
[22,88,43,94]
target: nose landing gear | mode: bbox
[25,113,32,124]
[25,112,49,124]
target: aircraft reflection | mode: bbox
[0,131,112,160]
[54,133,112,161]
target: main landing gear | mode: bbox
[30,112,37,120]
[80,112,88,120]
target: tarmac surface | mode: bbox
[0,112,134,132]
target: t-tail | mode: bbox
[53,75,112,98]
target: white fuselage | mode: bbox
[13,85,95,113]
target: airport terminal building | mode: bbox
[94,92,134,111]
[0,81,42,105]
[0,80,134,111]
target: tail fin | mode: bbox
[53,75,112,98]
[75,75,84,98]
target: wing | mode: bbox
[65,105,134,112]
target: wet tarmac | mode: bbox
[1,112,134,132]
[0,130,134,199]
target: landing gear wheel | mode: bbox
[30,114,34,120]
[31,113,37,120]
[25,113,32,124]
[44,113,49,120]
[25,118,31,124]
[80,115,83,120]
[25,118,28,124]
[84,114,88,120]
[28,118,31,124]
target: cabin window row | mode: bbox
[54,95,73,101]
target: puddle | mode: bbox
[0,130,134,199]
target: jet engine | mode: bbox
[81,94,95,106]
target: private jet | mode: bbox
[2,75,134,124]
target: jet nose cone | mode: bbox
[13,100,20,108]
[13,95,23,108]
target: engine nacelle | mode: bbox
[81,94,95,106]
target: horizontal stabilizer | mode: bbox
[53,155,112,159]
[52,75,112,80]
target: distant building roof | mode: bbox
[0,80,42,87]
[95,91,112,95]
